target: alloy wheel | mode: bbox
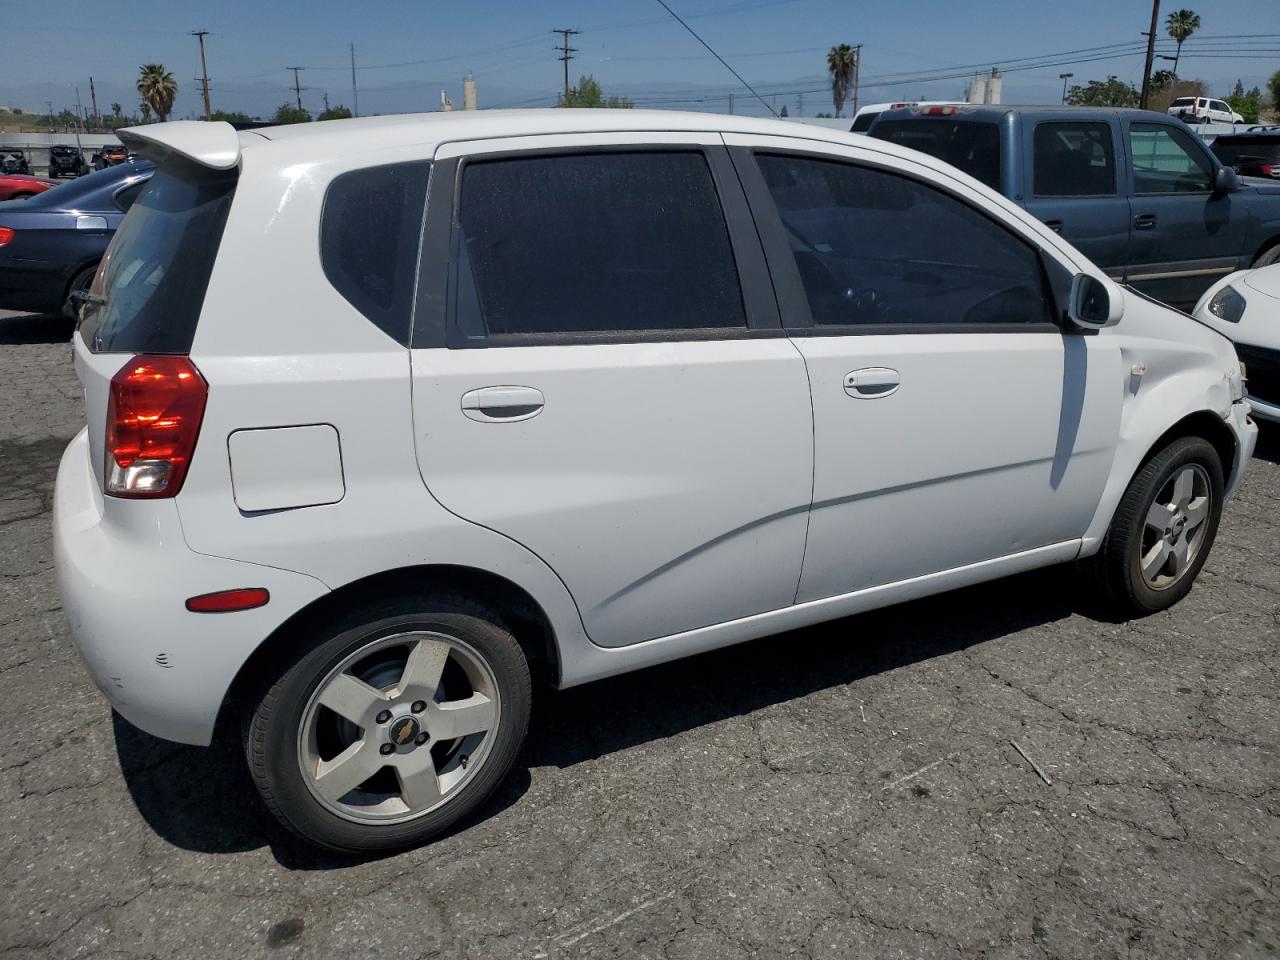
[1139,463,1213,591]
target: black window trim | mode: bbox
[728,145,1066,337]
[411,142,781,350]
[1030,119,1118,200]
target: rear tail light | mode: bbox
[1262,164,1275,176]
[921,106,958,116]
[0,226,13,247]
[105,355,208,498]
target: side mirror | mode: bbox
[1068,274,1123,330]
[1214,166,1239,194]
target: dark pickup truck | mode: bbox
[867,105,1280,308]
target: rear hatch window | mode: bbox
[869,119,1002,191]
[1171,98,1195,108]
[78,162,237,354]
[1212,139,1280,165]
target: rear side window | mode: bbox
[869,119,1002,190]
[456,151,745,339]
[79,164,236,355]
[1212,139,1280,165]
[1033,121,1116,196]
[321,161,430,345]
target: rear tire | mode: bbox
[1081,436,1224,615]
[62,264,97,318]
[245,595,532,854]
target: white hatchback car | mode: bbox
[1195,264,1280,422]
[55,112,1256,853]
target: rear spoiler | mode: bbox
[117,121,240,171]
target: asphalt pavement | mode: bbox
[1,308,1278,959]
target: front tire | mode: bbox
[246,596,532,854]
[1083,436,1224,614]
[1253,243,1280,269]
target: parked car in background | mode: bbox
[1210,127,1280,180]
[1169,97,1244,126]
[54,115,1254,854]
[0,146,32,175]
[0,173,57,201]
[48,144,89,178]
[0,159,153,314]
[868,105,1280,309]
[91,144,130,170]
[1194,264,1280,424]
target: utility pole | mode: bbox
[192,30,212,120]
[287,66,305,111]
[552,28,579,101]
[1059,72,1074,104]
[850,43,863,117]
[46,101,55,133]
[349,43,359,117]
[728,92,735,115]
[73,87,85,155]
[322,92,330,112]
[89,77,100,128]
[1139,0,1161,110]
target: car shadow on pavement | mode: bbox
[0,312,73,345]
[113,566,1078,868]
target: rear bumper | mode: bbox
[54,429,329,745]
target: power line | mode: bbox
[650,0,778,116]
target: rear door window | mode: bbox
[1033,121,1116,196]
[868,119,1002,190]
[455,151,746,339]
[320,161,430,345]
[79,164,237,354]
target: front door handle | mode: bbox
[844,367,900,399]
[1133,213,1157,230]
[460,385,545,422]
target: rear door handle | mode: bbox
[460,385,545,422]
[1133,213,1157,230]
[844,367,900,399]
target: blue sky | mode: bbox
[1,0,1277,119]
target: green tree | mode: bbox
[1165,9,1201,77]
[210,110,254,123]
[1147,76,1208,113]
[1268,69,1280,112]
[556,75,633,108]
[272,103,311,124]
[1065,75,1139,108]
[1226,86,1263,124]
[779,104,789,117]
[136,64,177,122]
[1149,69,1178,91]
[138,101,152,123]
[827,44,855,118]
[110,102,122,119]
[317,104,353,121]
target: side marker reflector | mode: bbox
[185,588,270,613]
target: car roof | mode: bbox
[18,159,153,210]
[872,104,1181,122]
[126,110,937,173]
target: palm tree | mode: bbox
[110,102,122,119]
[136,64,177,122]
[138,101,152,123]
[1165,9,1201,78]
[827,44,855,118]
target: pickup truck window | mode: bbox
[868,119,1001,191]
[1033,121,1115,197]
[1129,123,1214,194]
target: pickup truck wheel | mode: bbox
[1253,243,1280,269]
[245,596,531,853]
[1082,437,1223,615]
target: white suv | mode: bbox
[55,112,1256,853]
[1169,96,1245,125]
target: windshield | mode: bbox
[78,163,237,354]
[869,119,1003,191]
